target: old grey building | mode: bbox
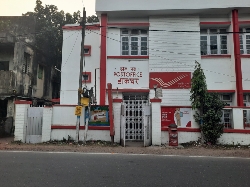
[0,16,59,135]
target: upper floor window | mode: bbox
[200,28,228,55]
[121,29,148,56]
[239,28,250,54]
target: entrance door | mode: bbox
[121,93,151,146]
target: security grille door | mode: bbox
[122,94,149,142]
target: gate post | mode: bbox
[150,98,162,146]
[14,100,32,142]
[113,98,123,143]
[42,107,53,142]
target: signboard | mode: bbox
[161,107,191,127]
[89,105,109,126]
[150,72,191,89]
[107,60,149,89]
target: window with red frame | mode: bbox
[83,45,91,56]
[82,72,91,83]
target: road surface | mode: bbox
[0,151,249,187]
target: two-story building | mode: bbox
[60,0,250,145]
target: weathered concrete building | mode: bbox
[0,16,59,135]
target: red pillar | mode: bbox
[232,9,244,106]
[100,14,107,105]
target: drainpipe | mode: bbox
[232,9,244,106]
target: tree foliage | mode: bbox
[23,0,81,64]
[190,61,225,145]
[87,15,99,23]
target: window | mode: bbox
[23,52,30,74]
[38,64,43,79]
[219,94,233,128]
[200,28,228,55]
[0,61,9,71]
[82,72,91,83]
[243,94,250,128]
[239,28,250,54]
[121,29,148,56]
[83,45,91,56]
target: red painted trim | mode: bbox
[107,56,149,59]
[161,106,192,108]
[200,21,231,25]
[239,21,250,25]
[100,14,107,105]
[243,90,250,93]
[232,9,244,107]
[161,128,201,132]
[224,106,250,109]
[113,98,123,103]
[107,22,150,27]
[81,45,91,56]
[207,90,235,93]
[224,129,250,134]
[107,83,115,137]
[111,89,150,93]
[150,98,162,102]
[240,55,250,58]
[62,25,100,30]
[51,125,109,130]
[201,55,231,58]
[53,104,77,107]
[86,25,100,30]
[51,98,60,103]
[15,100,32,104]
[82,72,91,83]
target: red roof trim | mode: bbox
[200,21,231,25]
[62,25,100,30]
[113,98,123,103]
[240,55,250,58]
[201,55,231,58]
[107,56,149,59]
[207,90,235,93]
[150,98,162,102]
[15,100,32,104]
[107,22,150,27]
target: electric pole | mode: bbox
[76,7,86,143]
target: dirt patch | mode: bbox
[0,137,249,158]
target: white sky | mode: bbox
[0,0,96,17]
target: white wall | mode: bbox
[200,58,236,90]
[96,0,250,12]
[242,58,250,90]
[107,28,120,56]
[61,26,101,105]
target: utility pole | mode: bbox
[76,7,86,143]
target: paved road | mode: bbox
[0,151,249,187]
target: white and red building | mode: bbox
[15,0,250,145]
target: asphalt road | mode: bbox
[0,151,249,187]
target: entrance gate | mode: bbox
[26,107,43,143]
[121,94,151,147]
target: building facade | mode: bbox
[60,0,250,145]
[0,16,59,135]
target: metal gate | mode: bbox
[26,107,43,143]
[121,93,151,147]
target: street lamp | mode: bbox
[153,84,158,98]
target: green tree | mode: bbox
[190,61,225,145]
[87,15,99,23]
[23,0,81,64]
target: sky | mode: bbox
[0,0,96,17]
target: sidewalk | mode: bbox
[0,136,249,158]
